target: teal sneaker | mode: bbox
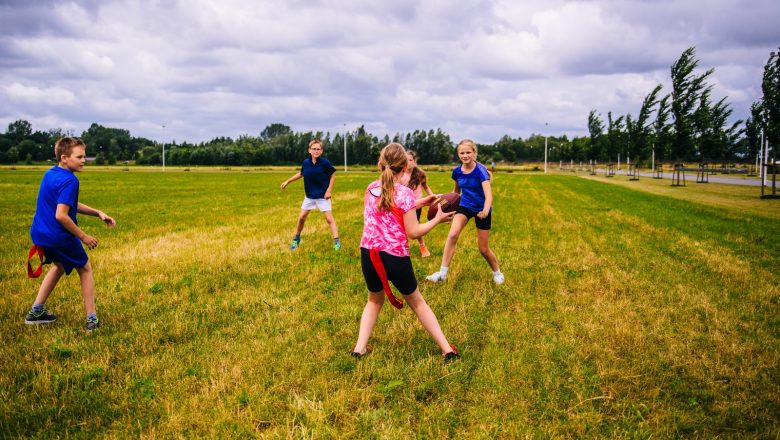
[334,241,342,251]
[290,237,301,251]
[86,317,100,332]
[25,308,57,325]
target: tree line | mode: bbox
[586,46,779,166]
[2,46,775,167]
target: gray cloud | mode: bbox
[0,0,778,144]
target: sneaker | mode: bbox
[290,237,301,251]
[444,343,461,363]
[334,241,342,251]
[426,271,447,283]
[25,308,57,325]
[420,244,430,258]
[85,317,100,332]
[493,271,505,285]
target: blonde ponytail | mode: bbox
[377,143,408,212]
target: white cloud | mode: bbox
[0,0,777,144]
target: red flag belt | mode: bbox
[27,245,44,278]
[368,249,404,310]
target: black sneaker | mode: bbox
[444,343,461,363]
[85,317,100,332]
[25,308,57,324]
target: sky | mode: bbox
[1,0,778,145]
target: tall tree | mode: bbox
[761,48,780,161]
[632,84,662,163]
[670,47,713,161]
[654,94,673,163]
[587,110,605,161]
[260,123,292,141]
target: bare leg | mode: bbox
[353,291,384,354]
[323,211,339,239]
[440,214,469,268]
[405,289,453,354]
[477,229,500,271]
[295,210,311,235]
[33,264,65,305]
[76,262,96,316]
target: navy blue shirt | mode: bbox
[30,166,80,247]
[301,157,336,199]
[452,162,491,212]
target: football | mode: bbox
[426,192,460,220]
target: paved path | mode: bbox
[582,169,764,187]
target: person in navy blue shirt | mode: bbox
[427,139,504,285]
[280,138,341,251]
[25,137,116,331]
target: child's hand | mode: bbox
[99,212,116,228]
[81,234,98,250]
[280,181,288,190]
[420,194,438,206]
[324,190,331,199]
[477,209,489,219]
[435,207,455,223]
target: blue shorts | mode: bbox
[40,238,88,275]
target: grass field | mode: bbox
[1,166,779,438]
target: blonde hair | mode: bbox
[457,139,477,155]
[308,138,322,148]
[377,143,408,212]
[55,137,86,160]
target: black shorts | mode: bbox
[455,205,492,230]
[360,248,418,295]
[415,208,422,221]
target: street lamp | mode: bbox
[343,123,347,172]
[162,124,166,172]
[544,122,548,174]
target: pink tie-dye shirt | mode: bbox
[360,180,416,257]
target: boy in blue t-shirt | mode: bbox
[280,138,341,251]
[26,137,116,331]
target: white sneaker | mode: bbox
[426,271,447,282]
[493,272,505,285]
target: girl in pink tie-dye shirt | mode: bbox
[353,143,460,362]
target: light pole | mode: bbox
[343,124,348,172]
[161,124,166,172]
[544,122,548,174]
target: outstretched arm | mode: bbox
[280,172,302,190]
[404,205,454,239]
[77,202,116,228]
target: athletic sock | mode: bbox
[32,303,44,313]
[493,270,502,276]
[294,234,301,241]
[440,266,448,275]
[87,312,98,321]
[334,237,340,244]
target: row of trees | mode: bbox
[0,119,582,166]
[2,47,775,167]
[587,46,778,166]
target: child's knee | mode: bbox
[77,262,93,275]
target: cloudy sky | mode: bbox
[1,0,778,144]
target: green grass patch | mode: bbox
[1,168,778,437]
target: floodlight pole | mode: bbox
[162,124,166,172]
[544,122,548,174]
[343,123,347,172]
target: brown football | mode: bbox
[426,192,460,220]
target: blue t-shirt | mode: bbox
[30,166,80,247]
[301,157,336,199]
[452,162,491,212]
